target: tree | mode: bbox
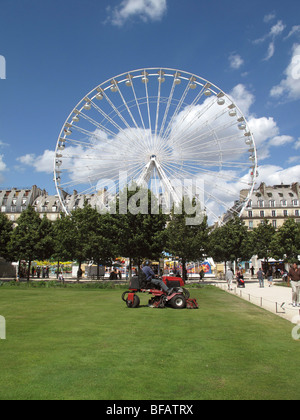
[252,219,276,264]
[82,211,118,279]
[53,204,118,279]
[166,198,209,281]
[52,213,75,277]
[270,219,300,263]
[38,216,55,261]
[8,207,43,281]
[114,185,168,276]
[0,213,13,260]
[208,217,252,270]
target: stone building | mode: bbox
[0,185,109,223]
[240,182,300,230]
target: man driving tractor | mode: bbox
[142,261,174,295]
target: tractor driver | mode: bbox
[142,261,173,295]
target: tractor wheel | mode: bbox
[169,294,186,309]
[127,294,140,308]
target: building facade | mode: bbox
[0,185,109,223]
[240,182,300,230]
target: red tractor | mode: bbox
[122,275,198,309]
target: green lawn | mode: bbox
[0,285,299,400]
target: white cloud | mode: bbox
[229,53,244,70]
[263,42,275,61]
[254,20,286,44]
[229,84,294,162]
[288,156,300,164]
[285,25,300,40]
[17,150,55,174]
[0,154,7,183]
[270,20,286,37]
[255,165,300,185]
[264,12,276,23]
[268,135,294,147]
[106,0,167,27]
[229,84,255,117]
[270,43,300,100]
[254,20,286,61]
[294,138,300,150]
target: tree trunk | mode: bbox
[129,257,133,281]
[182,259,187,283]
[57,260,60,279]
[97,259,100,280]
[27,260,31,283]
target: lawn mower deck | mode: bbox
[122,276,198,309]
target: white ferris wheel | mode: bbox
[54,68,258,224]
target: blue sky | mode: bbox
[0,0,300,197]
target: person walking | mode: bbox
[257,268,264,288]
[267,267,273,287]
[288,262,300,307]
[226,268,234,291]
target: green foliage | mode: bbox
[0,212,13,259]
[270,218,300,262]
[113,185,168,266]
[208,217,252,264]
[252,219,276,261]
[166,197,209,279]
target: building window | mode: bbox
[247,200,252,208]
[11,206,16,212]
[295,210,300,217]
[272,210,276,217]
[284,210,288,217]
[1,206,6,212]
[258,200,264,208]
[260,211,265,218]
[272,220,277,229]
[249,221,253,230]
[248,211,253,218]
[292,200,299,207]
[269,200,276,207]
[281,200,287,207]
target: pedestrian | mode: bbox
[267,267,273,287]
[58,271,64,284]
[109,268,119,280]
[288,262,300,308]
[257,268,264,288]
[226,268,234,291]
[251,266,255,277]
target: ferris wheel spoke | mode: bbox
[100,88,147,150]
[161,79,192,143]
[159,160,251,191]
[158,77,176,139]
